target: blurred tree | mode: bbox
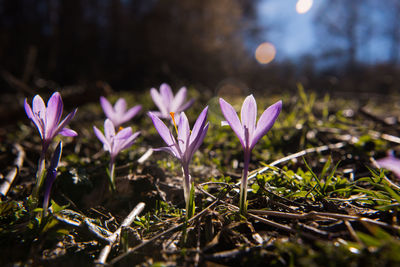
[0,0,261,91]
[314,0,373,70]
[137,0,253,86]
[380,0,400,64]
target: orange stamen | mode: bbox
[170,112,179,135]
[118,126,124,132]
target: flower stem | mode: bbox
[239,150,250,216]
[109,159,116,192]
[182,165,194,219]
[30,150,46,209]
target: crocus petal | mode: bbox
[104,119,115,140]
[119,131,140,151]
[93,126,111,151]
[58,128,78,137]
[189,122,209,161]
[32,95,47,136]
[115,126,133,140]
[240,95,257,147]
[148,112,176,147]
[100,97,115,121]
[219,98,245,148]
[121,105,142,124]
[189,106,208,146]
[150,88,169,117]
[171,87,187,111]
[186,107,209,163]
[177,112,190,153]
[32,95,46,119]
[160,83,173,106]
[149,111,163,118]
[250,100,282,150]
[377,155,400,179]
[46,92,63,139]
[54,108,77,139]
[176,98,195,113]
[24,99,34,119]
[24,99,44,139]
[114,98,127,114]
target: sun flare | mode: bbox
[255,42,276,64]
[296,0,313,14]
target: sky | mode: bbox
[256,0,394,65]
[257,0,322,61]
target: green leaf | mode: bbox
[384,185,400,203]
[356,231,382,247]
[302,157,323,194]
[50,200,69,213]
[186,182,196,219]
[41,216,59,233]
[320,157,332,180]
[324,160,341,192]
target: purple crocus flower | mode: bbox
[100,96,142,127]
[219,95,282,215]
[24,92,77,203]
[43,141,62,216]
[24,92,77,152]
[93,119,140,190]
[150,83,194,119]
[376,153,400,179]
[148,107,209,217]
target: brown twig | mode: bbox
[0,143,25,197]
[248,209,400,231]
[236,141,346,187]
[368,130,400,144]
[247,212,319,240]
[55,209,113,242]
[344,220,362,244]
[96,202,145,265]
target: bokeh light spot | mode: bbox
[296,0,313,14]
[255,42,276,64]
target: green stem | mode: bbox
[30,151,46,209]
[109,158,116,192]
[239,150,250,216]
[182,165,194,219]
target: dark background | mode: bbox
[1,0,400,96]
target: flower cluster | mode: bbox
[25,84,283,219]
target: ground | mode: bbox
[1,86,400,266]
